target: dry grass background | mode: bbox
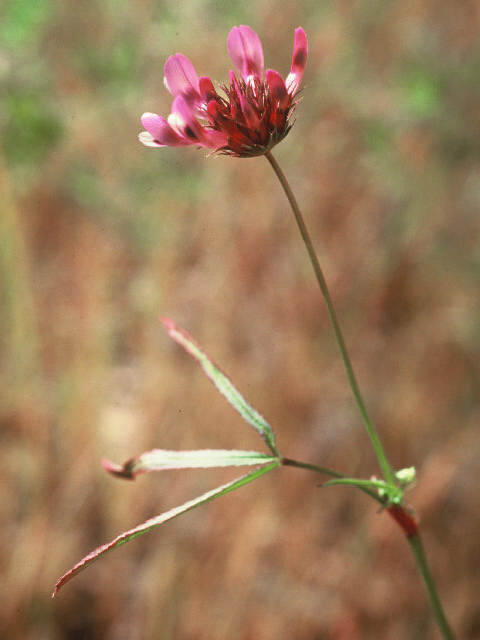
[1,1,480,638]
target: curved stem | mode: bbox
[265,150,396,486]
[408,534,455,640]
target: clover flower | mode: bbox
[139,25,308,157]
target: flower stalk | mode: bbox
[264,150,396,487]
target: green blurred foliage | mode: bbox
[74,35,140,89]
[2,90,63,165]
[1,0,52,49]
[400,67,442,119]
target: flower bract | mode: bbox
[139,25,308,157]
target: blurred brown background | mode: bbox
[1,1,479,638]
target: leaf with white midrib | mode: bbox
[102,449,279,479]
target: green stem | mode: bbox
[265,150,396,486]
[407,533,455,640]
[281,457,383,504]
[281,457,343,478]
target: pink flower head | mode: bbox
[139,26,308,157]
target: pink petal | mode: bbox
[141,112,168,138]
[227,25,264,81]
[141,111,191,147]
[285,27,308,96]
[265,69,289,110]
[170,95,204,140]
[169,96,225,149]
[138,132,163,147]
[203,129,229,149]
[164,53,202,105]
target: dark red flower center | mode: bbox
[203,74,296,157]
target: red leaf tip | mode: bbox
[161,317,176,332]
[101,457,134,480]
